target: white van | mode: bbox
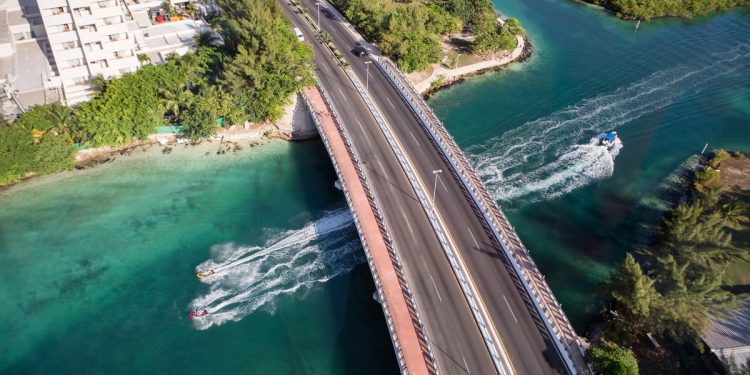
[293,27,304,42]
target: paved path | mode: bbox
[412,35,526,93]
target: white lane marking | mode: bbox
[463,356,471,374]
[503,295,518,323]
[355,119,367,136]
[429,274,443,302]
[409,131,420,147]
[439,173,448,192]
[338,87,348,102]
[321,64,329,72]
[377,159,386,175]
[386,96,396,110]
[468,228,480,249]
[403,212,414,235]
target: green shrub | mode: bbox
[587,341,639,375]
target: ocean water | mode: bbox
[1,1,749,373]
[0,142,398,374]
[429,2,750,325]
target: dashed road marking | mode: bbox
[468,228,480,249]
[430,274,443,302]
[409,131,420,147]
[503,295,518,323]
[386,96,396,110]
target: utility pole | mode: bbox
[432,169,443,203]
[365,60,371,92]
[316,2,321,29]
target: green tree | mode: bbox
[609,253,660,329]
[32,133,75,174]
[0,119,34,185]
[181,96,218,140]
[587,341,639,375]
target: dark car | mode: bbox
[351,46,368,57]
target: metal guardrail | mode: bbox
[342,67,512,375]
[302,85,438,375]
[373,57,589,374]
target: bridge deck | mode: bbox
[303,85,436,375]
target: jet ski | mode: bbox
[196,269,215,279]
[594,131,619,149]
[188,309,209,319]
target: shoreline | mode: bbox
[1,122,317,191]
[413,35,531,97]
[573,0,749,20]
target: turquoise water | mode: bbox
[2,2,749,374]
[429,3,750,325]
[0,142,398,374]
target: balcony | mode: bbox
[47,30,78,44]
[92,6,123,19]
[42,13,73,26]
[68,0,96,8]
[37,0,68,10]
[77,29,102,44]
[52,47,84,61]
[97,22,128,36]
[102,38,134,52]
[59,65,89,79]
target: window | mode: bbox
[103,16,121,25]
[74,7,92,16]
[13,31,33,41]
[72,76,89,85]
[66,58,82,67]
[62,41,78,50]
[86,42,103,51]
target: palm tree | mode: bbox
[195,31,213,48]
[137,53,151,66]
[159,85,193,118]
[161,0,174,16]
[90,74,107,96]
[184,1,196,18]
[32,104,80,144]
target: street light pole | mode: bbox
[364,60,371,91]
[316,2,321,28]
[432,169,443,203]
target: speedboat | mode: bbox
[594,131,619,149]
[196,269,215,279]
[188,309,209,319]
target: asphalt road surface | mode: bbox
[282,1,569,373]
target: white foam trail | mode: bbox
[189,210,363,329]
[196,209,354,276]
[469,44,750,204]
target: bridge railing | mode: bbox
[302,84,438,375]
[372,57,590,374]
[341,67,513,375]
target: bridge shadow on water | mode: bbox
[288,139,400,374]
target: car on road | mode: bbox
[351,46,368,57]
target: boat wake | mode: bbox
[189,209,362,329]
[469,43,749,204]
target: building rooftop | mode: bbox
[703,299,750,372]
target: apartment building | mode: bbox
[0,0,210,117]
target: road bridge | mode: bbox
[283,1,590,373]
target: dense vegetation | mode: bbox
[599,150,749,372]
[586,0,749,20]
[330,0,525,72]
[586,341,639,375]
[0,0,313,186]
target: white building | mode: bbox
[0,0,210,116]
